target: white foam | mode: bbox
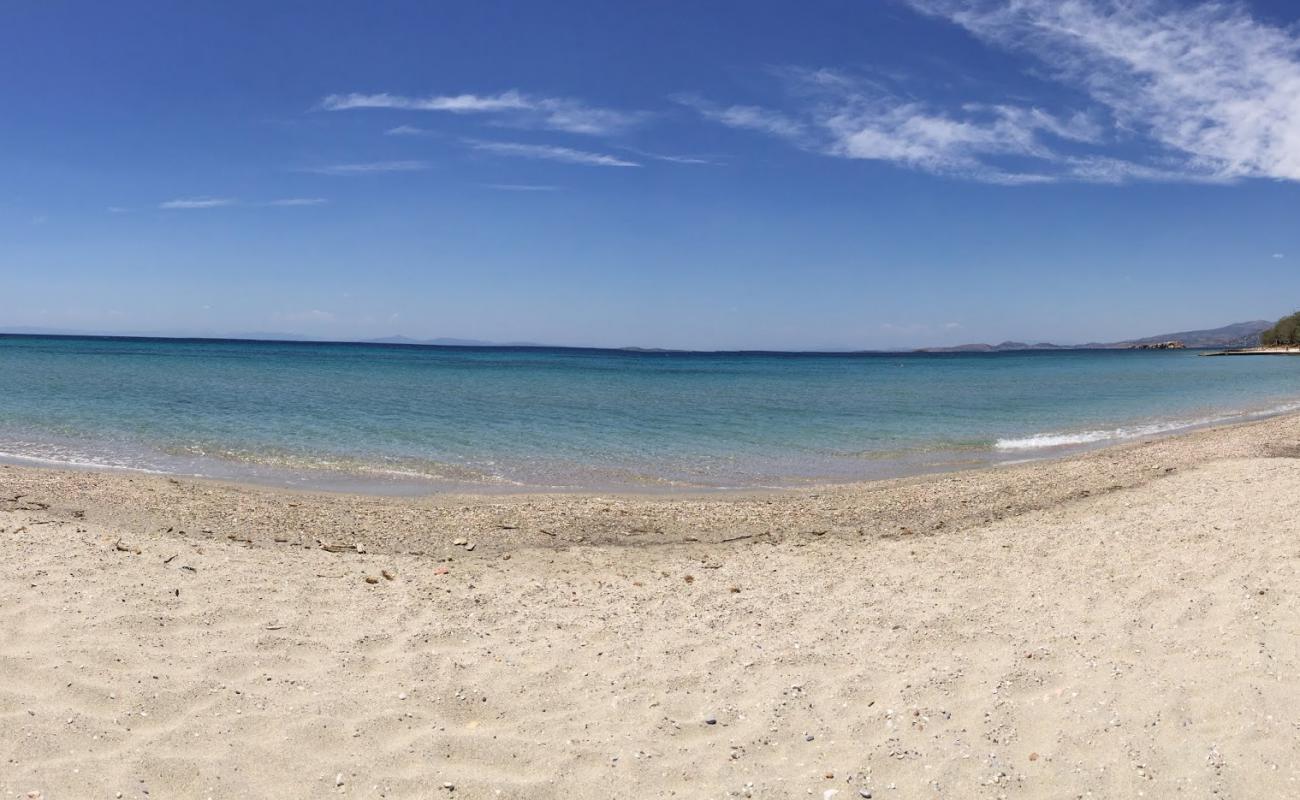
[0,449,169,474]
[995,401,1300,452]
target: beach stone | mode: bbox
[704,715,717,725]
[452,538,467,546]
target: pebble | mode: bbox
[399,692,408,700]
[805,734,815,742]
[704,715,717,725]
[452,538,467,546]
[858,791,872,799]
[465,542,476,551]
[335,773,345,787]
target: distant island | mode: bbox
[916,320,1271,353]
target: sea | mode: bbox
[1,334,1296,493]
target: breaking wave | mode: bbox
[995,401,1300,451]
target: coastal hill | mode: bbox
[917,320,1272,353]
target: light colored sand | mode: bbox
[5,416,1300,798]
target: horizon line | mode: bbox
[0,328,1254,355]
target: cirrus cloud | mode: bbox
[466,140,640,167]
[159,197,234,209]
[683,1,1300,185]
[321,90,646,136]
[908,0,1300,182]
[299,160,430,176]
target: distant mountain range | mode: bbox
[915,320,1272,353]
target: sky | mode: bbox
[3,0,1300,350]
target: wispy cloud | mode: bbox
[267,197,329,206]
[300,160,430,176]
[483,183,561,191]
[159,197,235,209]
[680,77,1102,184]
[323,91,531,113]
[908,0,1300,182]
[673,94,808,142]
[467,140,640,167]
[683,1,1300,185]
[1273,253,1286,259]
[385,124,435,137]
[619,144,720,166]
[106,206,130,214]
[321,90,644,136]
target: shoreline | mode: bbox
[1201,346,1300,356]
[5,392,1300,498]
[1,406,1298,556]
[6,411,1300,797]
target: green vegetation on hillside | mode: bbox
[1260,312,1300,346]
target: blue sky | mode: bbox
[3,0,1300,350]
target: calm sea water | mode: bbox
[0,334,1296,492]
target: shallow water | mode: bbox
[1,335,1296,491]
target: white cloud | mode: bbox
[642,152,716,165]
[268,197,329,206]
[321,90,644,136]
[385,124,435,136]
[159,197,235,209]
[323,91,531,113]
[906,0,1300,182]
[300,161,430,176]
[1273,253,1286,259]
[619,144,721,165]
[682,77,1100,183]
[673,94,807,142]
[819,94,1103,183]
[467,140,640,167]
[684,2,1300,184]
[106,206,129,213]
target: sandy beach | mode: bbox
[5,413,1300,798]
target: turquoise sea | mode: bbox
[1,334,1297,492]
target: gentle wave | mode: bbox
[0,448,170,475]
[995,401,1300,451]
